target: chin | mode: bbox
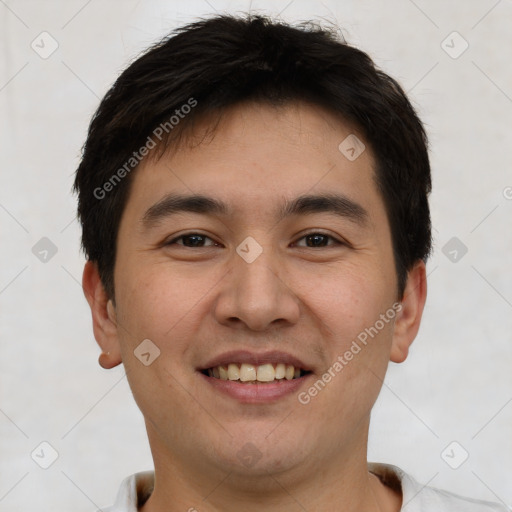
[208,425,311,478]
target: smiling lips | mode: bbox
[199,351,313,402]
[205,362,307,383]
[200,350,312,384]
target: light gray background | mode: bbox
[1,0,511,510]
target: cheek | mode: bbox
[303,262,392,343]
[114,261,213,342]
[112,263,210,426]
[299,263,395,406]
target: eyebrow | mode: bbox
[141,192,368,229]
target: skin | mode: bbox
[83,100,427,512]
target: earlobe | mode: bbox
[390,260,427,363]
[82,261,123,369]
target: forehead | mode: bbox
[166,100,369,165]
[124,100,384,227]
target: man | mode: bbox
[74,14,509,512]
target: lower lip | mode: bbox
[199,372,312,403]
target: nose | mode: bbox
[213,245,301,332]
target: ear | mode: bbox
[390,260,427,363]
[82,260,122,369]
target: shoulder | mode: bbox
[368,462,510,512]
[100,471,155,512]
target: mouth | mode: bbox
[197,351,314,403]
[200,363,312,383]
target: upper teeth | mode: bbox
[208,363,302,382]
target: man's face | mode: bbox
[108,101,406,479]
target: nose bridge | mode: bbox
[214,238,300,330]
[237,243,280,297]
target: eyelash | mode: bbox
[165,231,344,248]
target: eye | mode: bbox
[165,233,219,248]
[292,232,343,248]
[165,231,343,249]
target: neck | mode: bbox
[140,426,401,512]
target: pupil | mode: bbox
[185,235,204,246]
[307,234,327,247]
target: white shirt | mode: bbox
[101,463,510,511]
